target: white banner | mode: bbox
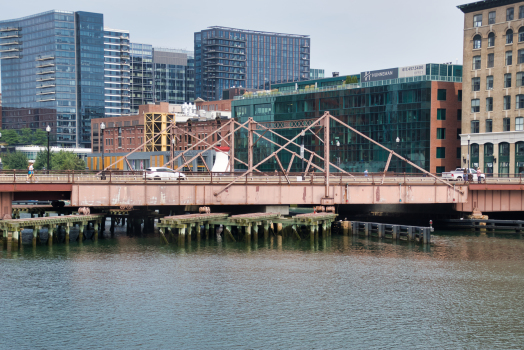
[399,64,425,78]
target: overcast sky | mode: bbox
[0,0,468,86]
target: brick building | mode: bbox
[458,0,524,175]
[92,101,231,155]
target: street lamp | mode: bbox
[100,122,106,179]
[46,125,51,173]
[467,134,471,171]
[396,137,400,173]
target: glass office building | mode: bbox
[129,43,153,114]
[130,44,194,114]
[232,63,463,173]
[0,10,105,148]
[194,26,310,101]
[104,28,130,117]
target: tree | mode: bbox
[52,150,86,171]
[2,151,30,170]
[34,149,51,170]
[33,129,48,146]
[345,76,358,84]
[1,129,19,145]
[19,128,33,145]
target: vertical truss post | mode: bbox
[324,114,330,198]
[248,118,254,174]
[229,119,235,173]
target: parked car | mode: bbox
[144,167,186,180]
[442,168,485,182]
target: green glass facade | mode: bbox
[232,64,462,173]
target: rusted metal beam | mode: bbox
[199,154,210,172]
[253,129,269,147]
[286,154,295,174]
[214,114,327,197]
[231,120,326,174]
[304,153,315,176]
[98,122,174,174]
[273,154,290,184]
[174,120,249,173]
[381,152,393,185]
[253,122,353,177]
[161,119,234,169]
[162,123,260,173]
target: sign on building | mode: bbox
[399,64,426,78]
[360,68,399,83]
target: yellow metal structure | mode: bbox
[144,113,175,152]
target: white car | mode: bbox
[145,167,186,180]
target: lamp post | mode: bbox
[467,135,471,171]
[100,122,106,179]
[300,130,305,173]
[46,125,51,173]
[396,137,400,173]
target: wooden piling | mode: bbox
[32,227,38,246]
[93,222,99,241]
[78,225,85,242]
[253,224,259,241]
[47,226,54,246]
[342,221,350,236]
[263,222,269,240]
[110,216,115,238]
[204,223,209,240]
[65,225,70,244]
[276,223,283,237]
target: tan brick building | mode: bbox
[459,0,524,175]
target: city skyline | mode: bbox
[0,0,466,89]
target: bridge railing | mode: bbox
[1,169,523,185]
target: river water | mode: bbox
[1,230,524,349]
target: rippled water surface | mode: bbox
[2,231,524,349]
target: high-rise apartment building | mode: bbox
[458,0,524,176]
[130,43,153,114]
[129,44,194,114]
[194,26,311,101]
[0,10,105,148]
[104,28,130,117]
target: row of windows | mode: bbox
[472,50,524,69]
[473,6,524,27]
[471,95,524,112]
[472,28,524,49]
[471,72,524,91]
[470,117,523,133]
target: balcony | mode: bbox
[36,75,55,82]
[0,33,20,39]
[36,55,55,61]
[37,83,56,89]
[0,27,20,32]
[37,62,55,68]
[0,53,20,60]
[36,90,56,95]
[0,47,20,53]
[0,40,20,46]
[37,97,56,102]
[36,68,56,75]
